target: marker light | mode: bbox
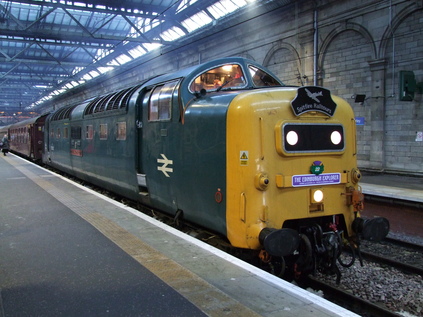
[331,131,342,145]
[286,131,298,146]
[312,189,324,203]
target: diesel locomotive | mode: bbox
[3,57,389,281]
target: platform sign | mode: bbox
[292,173,341,187]
[355,117,365,125]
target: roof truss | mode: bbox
[0,0,290,114]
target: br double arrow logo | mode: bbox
[157,154,173,177]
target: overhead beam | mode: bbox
[0,0,232,111]
[6,0,166,19]
[0,27,164,45]
[0,73,66,81]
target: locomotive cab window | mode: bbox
[249,65,281,87]
[148,80,178,122]
[189,64,246,92]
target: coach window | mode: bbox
[86,125,93,140]
[71,126,81,139]
[57,128,61,139]
[99,124,108,140]
[64,127,69,139]
[148,80,178,121]
[116,122,126,140]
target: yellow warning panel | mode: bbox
[240,151,249,166]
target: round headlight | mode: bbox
[286,131,298,146]
[331,131,342,145]
[313,189,324,203]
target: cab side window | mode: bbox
[148,80,179,121]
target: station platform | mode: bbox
[360,171,423,243]
[0,154,358,317]
[360,171,423,203]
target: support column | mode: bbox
[368,59,387,170]
[298,29,315,86]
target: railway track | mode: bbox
[384,236,423,249]
[307,236,423,317]
[306,276,403,317]
[360,237,423,276]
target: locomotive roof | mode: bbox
[45,57,284,120]
[8,113,49,128]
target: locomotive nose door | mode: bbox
[138,79,181,214]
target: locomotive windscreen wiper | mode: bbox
[216,79,234,92]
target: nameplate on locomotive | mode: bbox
[292,173,341,187]
[291,86,337,117]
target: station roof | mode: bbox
[0,0,291,116]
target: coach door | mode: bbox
[138,79,180,213]
[31,114,48,160]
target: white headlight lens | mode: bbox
[286,131,298,146]
[313,190,324,203]
[331,131,342,145]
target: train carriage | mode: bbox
[38,57,389,281]
[0,124,11,137]
[7,114,48,160]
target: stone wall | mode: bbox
[48,0,423,175]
